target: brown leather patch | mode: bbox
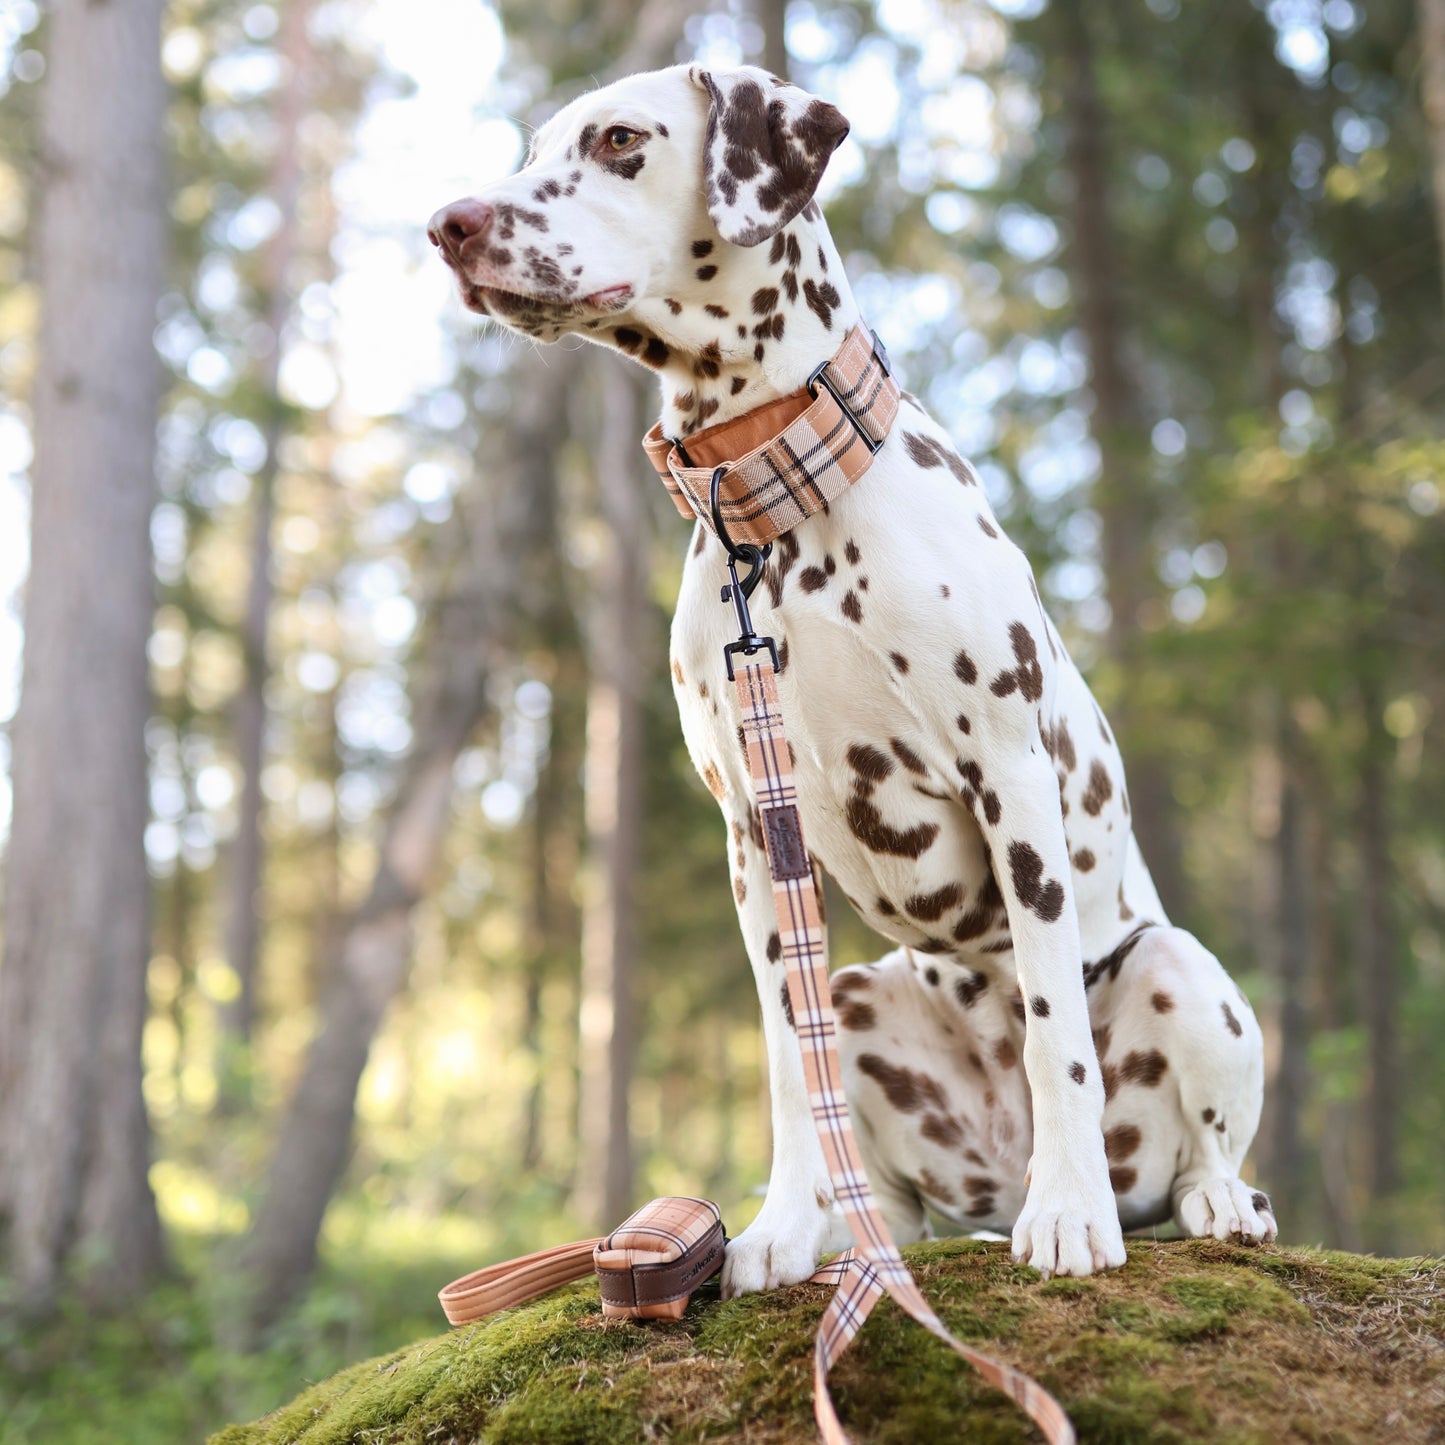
[763,805,810,881]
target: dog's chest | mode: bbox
[667,436,1156,966]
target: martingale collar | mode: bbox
[641,323,900,549]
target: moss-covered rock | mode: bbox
[209,1240,1443,1444]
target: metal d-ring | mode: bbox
[709,465,771,601]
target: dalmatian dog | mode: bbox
[428,63,1277,1293]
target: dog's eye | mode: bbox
[607,126,640,150]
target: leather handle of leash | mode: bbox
[731,656,1075,1445]
[439,1238,603,1325]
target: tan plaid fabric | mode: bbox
[641,324,901,548]
[595,1195,721,1269]
[734,658,1076,1445]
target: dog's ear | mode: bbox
[690,66,849,247]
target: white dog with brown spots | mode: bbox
[429,63,1277,1295]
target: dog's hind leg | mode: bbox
[1086,924,1277,1243]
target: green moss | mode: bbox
[209,1242,1445,1445]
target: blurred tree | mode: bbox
[0,0,168,1311]
[1424,0,1445,309]
[572,365,651,1229]
[218,0,316,1090]
[240,353,575,1330]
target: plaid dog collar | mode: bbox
[641,323,901,549]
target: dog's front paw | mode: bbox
[1012,1178,1126,1279]
[1175,1178,1278,1244]
[722,1198,833,1299]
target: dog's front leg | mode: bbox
[972,742,1127,1278]
[717,802,844,1298]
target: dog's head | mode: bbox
[428,65,849,345]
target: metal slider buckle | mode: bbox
[805,329,891,456]
[709,465,778,681]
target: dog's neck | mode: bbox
[623,216,860,443]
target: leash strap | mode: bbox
[732,658,1075,1445]
[641,324,900,549]
[439,1238,602,1324]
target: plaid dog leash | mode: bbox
[654,326,1075,1443]
[732,657,1074,1445]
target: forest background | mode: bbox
[1,0,1443,1440]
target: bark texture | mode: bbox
[1422,0,1445,315]
[573,366,649,1229]
[0,0,168,1311]
[1056,3,1187,922]
[220,0,315,1064]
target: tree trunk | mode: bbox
[1356,670,1399,1246]
[573,366,649,1229]
[1055,3,1187,921]
[220,0,315,1075]
[0,0,168,1312]
[1421,0,1445,315]
[756,0,790,77]
[1269,722,1311,1219]
[239,355,572,1330]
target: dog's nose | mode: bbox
[427,199,494,263]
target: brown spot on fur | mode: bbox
[1109,1166,1138,1194]
[734,874,747,903]
[1083,760,1114,816]
[1222,1002,1243,1036]
[841,590,863,623]
[1202,1108,1216,1123]
[1069,1061,1087,1084]
[1105,1124,1143,1161]
[953,650,978,685]
[993,1037,1017,1069]
[1151,990,1175,1014]
[1007,841,1065,923]
[1031,995,1051,1018]
[977,515,998,538]
[846,743,893,785]
[921,1112,963,1147]
[1084,923,1154,989]
[1120,1049,1169,1087]
[845,796,939,858]
[838,998,877,1030]
[889,651,909,674]
[989,622,1044,702]
[954,971,989,1009]
[766,931,782,963]
[890,738,927,775]
[856,1054,947,1114]
[919,1169,956,1205]
[696,264,718,281]
[800,565,828,593]
[701,762,725,800]
[780,981,794,1029]
[905,882,964,923]
[1073,849,1096,872]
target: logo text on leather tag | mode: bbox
[764,805,810,881]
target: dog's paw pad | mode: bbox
[1176,1178,1277,1244]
